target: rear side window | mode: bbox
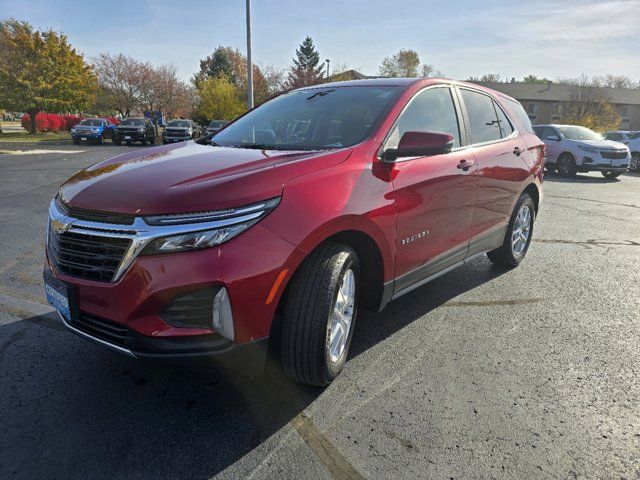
[460,89,501,144]
[629,132,640,140]
[386,87,461,149]
[494,101,514,138]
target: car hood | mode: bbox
[59,142,351,215]
[571,139,627,149]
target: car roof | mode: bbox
[291,78,520,104]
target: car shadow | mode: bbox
[543,173,615,183]
[1,257,508,480]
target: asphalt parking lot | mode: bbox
[0,143,638,479]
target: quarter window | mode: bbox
[386,87,461,149]
[460,89,502,144]
[493,101,514,138]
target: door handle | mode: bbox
[513,146,523,156]
[457,159,475,171]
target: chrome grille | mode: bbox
[48,226,131,282]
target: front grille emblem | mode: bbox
[51,217,74,234]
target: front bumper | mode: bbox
[163,136,191,143]
[116,131,146,141]
[72,132,102,139]
[45,211,304,371]
[58,311,269,373]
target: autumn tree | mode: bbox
[139,64,191,133]
[194,76,245,123]
[287,36,325,88]
[0,19,96,133]
[559,75,620,131]
[468,73,503,83]
[92,53,147,117]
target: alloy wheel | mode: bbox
[327,268,356,363]
[511,205,532,256]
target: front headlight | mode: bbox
[578,145,598,154]
[138,127,144,132]
[140,197,280,255]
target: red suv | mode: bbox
[44,79,544,386]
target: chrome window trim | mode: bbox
[48,198,278,283]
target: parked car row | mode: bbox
[70,117,228,146]
[533,124,636,179]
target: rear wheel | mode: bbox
[281,242,359,386]
[557,153,577,178]
[602,171,621,180]
[487,193,535,268]
[631,152,639,172]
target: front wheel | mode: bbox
[557,153,577,178]
[487,193,535,268]
[281,242,359,386]
[602,171,621,180]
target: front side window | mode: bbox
[541,127,559,140]
[628,132,640,140]
[605,132,624,141]
[386,87,461,149]
[460,89,501,144]
[214,86,402,150]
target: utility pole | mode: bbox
[326,59,330,79]
[246,0,254,109]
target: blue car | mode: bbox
[71,118,116,145]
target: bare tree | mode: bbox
[559,74,620,131]
[139,64,191,133]
[92,53,146,117]
[596,74,637,89]
[468,73,503,82]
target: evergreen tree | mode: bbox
[287,36,325,88]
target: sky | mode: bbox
[1,0,639,82]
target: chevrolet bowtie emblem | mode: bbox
[51,217,74,233]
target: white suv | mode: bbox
[534,124,631,180]
[603,131,640,171]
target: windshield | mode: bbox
[168,120,191,128]
[79,119,103,126]
[120,119,144,126]
[558,126,603,141]
[208,121,227,128]
[214,86,403,150]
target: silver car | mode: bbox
[534,124,630,180]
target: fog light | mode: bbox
[212,287,234,341]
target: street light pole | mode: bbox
[326,59,330,79]
[246,0,254,110]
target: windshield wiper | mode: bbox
[306,89,334,100]
[233,143,283,150]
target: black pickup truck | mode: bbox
[114,118,156,146]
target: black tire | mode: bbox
[281,242,359,386]
[630,152,639,172]
[557,153,577,178]
[602,171,621,180]
[97,133,104,145]
[141,136,147,146]
[487,193,536,268]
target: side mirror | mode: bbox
[383,131,454,162]
[547,135,560,142]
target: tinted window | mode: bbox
[628,132,640,140]
[78,119,103,127]
[168,120,191,127]
[215,86,402,150]
[386,87,461,149]
[507,100,534,134]
[540,127,559,140]
[494,101,514,138]
[460,89,501,144]
[120,119,144,126]
[605,132,624,141]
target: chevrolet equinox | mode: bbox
[44,79,544,386]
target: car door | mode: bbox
[540,126,562,163]
[387,86,478,293]
[456,88,532,255]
